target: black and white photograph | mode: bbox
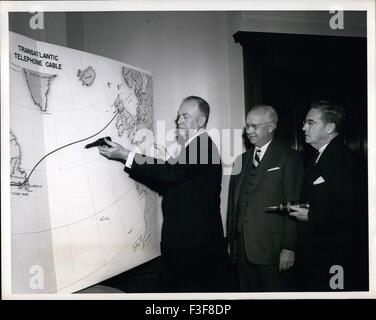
[1,0,375,302]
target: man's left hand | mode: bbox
[289,205,309,222]
[279,249,295,271]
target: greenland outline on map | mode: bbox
[9,32,160,294]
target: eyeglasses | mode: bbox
[302,119,324,127]
[246,121,273,130]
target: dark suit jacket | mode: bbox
[298,136,360,282]
[227,139,304,265]
[124,132,225,254]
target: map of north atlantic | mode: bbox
[9,31,160,294]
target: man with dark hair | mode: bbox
[306,100,346,134]
[182,95,210,127]
[97,96,228,292]
[227,105,304,292]
[290,100,363,291]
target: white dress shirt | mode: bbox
[125,129,207,168]
[316,142,330,163]
[254,139,272,163]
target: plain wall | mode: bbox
[81,11,237,232]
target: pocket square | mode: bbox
[313,176,325,185]
[267,167,280,172]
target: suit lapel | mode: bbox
[302,137,339,193]
[233,139,281,208]
[249,139,280,195]
[233,149,253,210]
[302,157,317,191]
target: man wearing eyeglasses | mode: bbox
[227,105,304,292]
[290,100,362,291]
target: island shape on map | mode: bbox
[77,66,96,87]
[24,68,56,112]
[10,131,28,188]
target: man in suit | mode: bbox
[98,96,228,292]
[227,105,304,292]
[290,100,364,291]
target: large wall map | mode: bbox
[9,32,160,293]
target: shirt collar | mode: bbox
[185,129,207,147]
[318,142,329,154]
[255,139,272,160]
[316,142,330,163]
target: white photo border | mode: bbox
[1,0,375,300]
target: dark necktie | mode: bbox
[253,149,261,168]
[313,149,320,164]
[303,148,321,190]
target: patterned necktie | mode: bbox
[253,148,261,168]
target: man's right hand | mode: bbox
[98,138,130,162]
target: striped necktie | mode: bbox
[253,148,261,168]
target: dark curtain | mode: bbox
[234,31,368,290]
